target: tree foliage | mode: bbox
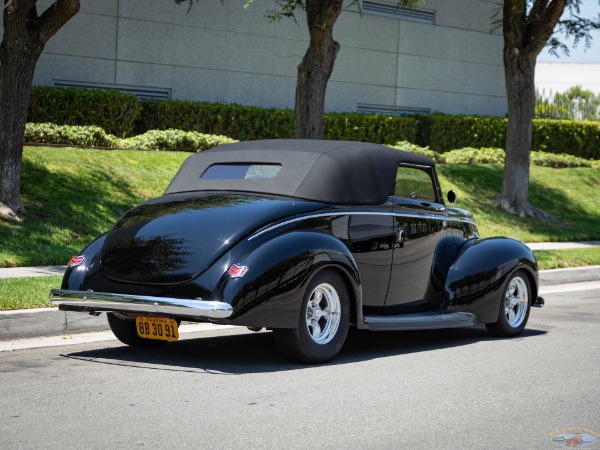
[546,1,600,55]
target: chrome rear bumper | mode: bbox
[50,289,233,319]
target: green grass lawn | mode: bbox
[0,147,599,269]
[437,164,600,242]
[534,248,600,269]
[0,275,62,310]
[0,147,187,268]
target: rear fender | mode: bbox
[218,231,361,328]
[60,234,107,291]
[444,237,538,323]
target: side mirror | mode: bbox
[447,190,457,203]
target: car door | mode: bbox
[385,164,450,311]
[337,205,395,312]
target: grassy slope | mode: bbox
[0,147,187,267]
[437,164,600,242]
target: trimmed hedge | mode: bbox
[28,87,141,137]
[416,115,507,152]
[323,113,417,144]
[395,141,600,169]
[25,123,117,148]
[390,140,442,162]
[138,100,418,143]
[530,151,600,169]
[137,100,295,140]
[116,129,237,152]
[24,123,235,152]
[23,122,600,169]
[443,147,505,165]
[417,115,600,160]
[532,119,600,160]
[26,86,600,159]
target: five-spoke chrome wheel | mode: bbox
[273,269,350,364]
[504,276,529,328]
[305,283,341,345]
[486,269,531,337]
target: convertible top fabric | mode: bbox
[164,140,434,205]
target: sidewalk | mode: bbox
[0,242,599,342]
[0,265,67,279]
[525,241,600,250]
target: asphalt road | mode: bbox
[1,284,599,449]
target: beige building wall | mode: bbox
[29,0,506,116]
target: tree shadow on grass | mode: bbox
[61,326,546,376]
[0,157,148,266]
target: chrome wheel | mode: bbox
[504,276,529,328]
[305,283,341,345]
[273,269,350,363]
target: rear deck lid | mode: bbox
[100,193,298,284]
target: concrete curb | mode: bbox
[0,308,109,340]
[538,265,600,286]
[1,265,600,342]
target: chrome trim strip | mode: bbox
[248,210,475,241]
[50,289,233,319]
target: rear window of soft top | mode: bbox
[201,164,282,180]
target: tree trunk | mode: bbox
[498,48,537,217]
[0,1,80,221]
[294,0,342,139]
[498,0,567,220]
[0,35,42,218]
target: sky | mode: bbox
[538,0,600,62]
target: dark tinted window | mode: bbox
[201,164,282,180]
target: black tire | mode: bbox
[107,313,168,348]
[273,269,350,364]
[486,270,532,337]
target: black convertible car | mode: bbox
[51,140,540,363]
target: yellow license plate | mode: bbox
[136,316,179,341]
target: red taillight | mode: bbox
[228,264,248,278]
[68,255,86,267]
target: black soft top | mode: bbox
[164,139,434,205]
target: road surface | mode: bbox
[1,282,599,449]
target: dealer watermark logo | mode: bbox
[549,428,599,447]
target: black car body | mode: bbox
[51,140,540,363]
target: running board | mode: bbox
[363,311,477,331]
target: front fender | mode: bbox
[445,237,538,323]
[218,231,361,329]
